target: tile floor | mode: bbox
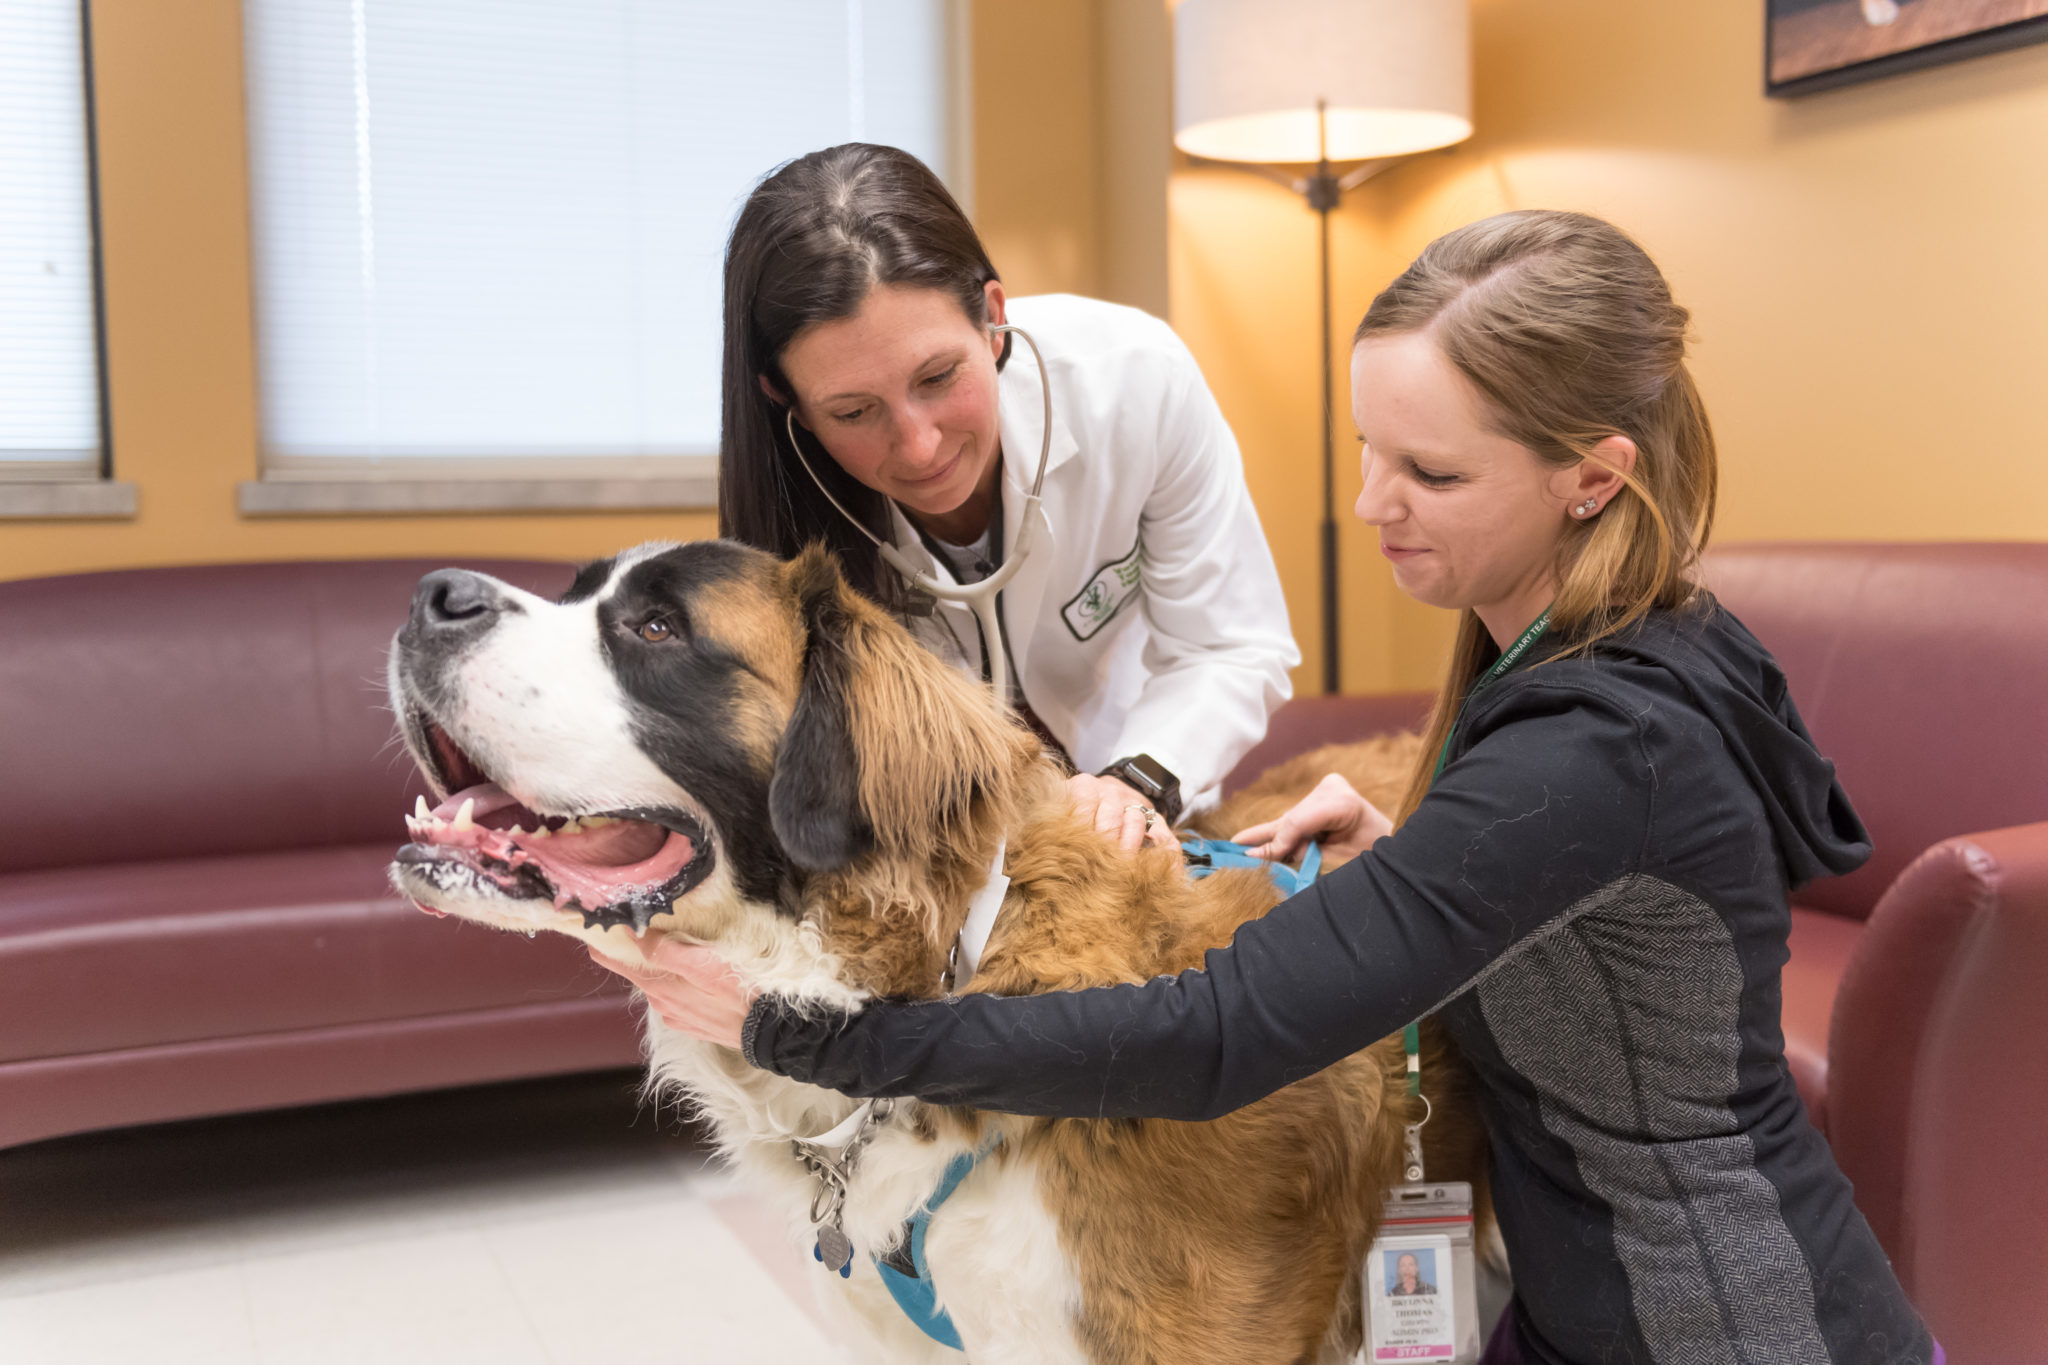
[2,1074,1511,1362]
[0,1072,856,1365]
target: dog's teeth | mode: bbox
[559,816,582,834]
[414,795,431,820]
[452,798,476,832]
[583,816,613,829]
[529,824,550,839]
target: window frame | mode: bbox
[234,0,975,520]
[0,0,133,520]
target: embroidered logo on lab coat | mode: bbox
[1061,538,1143,640]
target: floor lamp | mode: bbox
[1173,0,1473,694]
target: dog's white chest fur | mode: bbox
[646,1020,1088,1364]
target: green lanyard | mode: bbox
[1404,608,1551,1176]
[1430,608,1551,783]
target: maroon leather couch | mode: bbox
[1228,542,2048,1365]
[0,559,638,1153]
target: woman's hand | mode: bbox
[587,935,758,1051]
[1231,773,1393,867]
[1066,772,1180,852]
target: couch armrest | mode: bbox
[1827,821,2048,1363]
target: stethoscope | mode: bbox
[784,322,1052,710]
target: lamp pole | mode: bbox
[1171,0,1474,695]
[1308,100,1341,695]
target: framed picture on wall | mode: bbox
[1767,0,2048,95]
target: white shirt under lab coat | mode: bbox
[887,293,1298,810]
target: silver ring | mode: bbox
[1123,803,1160,826]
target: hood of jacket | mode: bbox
[1565,596,1871,891]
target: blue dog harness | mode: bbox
[812,841,1320,1351]
[1181,837,1323,894]
[873,1137,1003,1349]
[812,1135,1002,1350]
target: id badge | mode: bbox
[1363,1182,1481,1364]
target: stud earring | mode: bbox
[1575,498,1599,517]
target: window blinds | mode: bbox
[242,0,954,467]
[0,0,103,475]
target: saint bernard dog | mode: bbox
[387,540,1486,1365]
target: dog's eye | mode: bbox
[637,618,674,643]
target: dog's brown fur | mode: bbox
[757,548,1482,1362]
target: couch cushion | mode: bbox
[1704,543,2048,921]
[0,996,642,1152]
[0,843,625,1063]
[0,559,574,875]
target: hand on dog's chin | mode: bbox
[588,936,757,1051]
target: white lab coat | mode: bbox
[888,294,1298,810]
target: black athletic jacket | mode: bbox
[745,599,1936,1365]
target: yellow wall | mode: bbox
[971,0,1172,317]
[0,0,1113,582]
[1168,166,1400,691]
[1169,0,2048,694]
[23,1,2047,701]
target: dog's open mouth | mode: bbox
[395,719,712,932]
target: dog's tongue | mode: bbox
[416,783,695,912]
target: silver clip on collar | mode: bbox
[794,1097,897,1276]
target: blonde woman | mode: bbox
[628,212,1937,1363]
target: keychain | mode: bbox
[1363,1023,1481,1363]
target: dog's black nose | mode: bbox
[411,569,507,634]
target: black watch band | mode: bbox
[1099,753,1183,825]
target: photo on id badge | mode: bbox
[1367,1234,1457,1362]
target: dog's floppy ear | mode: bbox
[770,545,1028,876]
[768,551,876,872]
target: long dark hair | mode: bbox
[718,143,1003,612]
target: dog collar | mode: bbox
[950,838,1010,988]
[796,1098,886,1152]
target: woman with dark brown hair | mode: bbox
[634,209,1939,1363]
[715,142,1298,841]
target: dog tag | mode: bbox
[815,1225,854,1278]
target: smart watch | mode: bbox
[1099,753,1183,825]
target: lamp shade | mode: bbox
[1174,0,1471,163]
